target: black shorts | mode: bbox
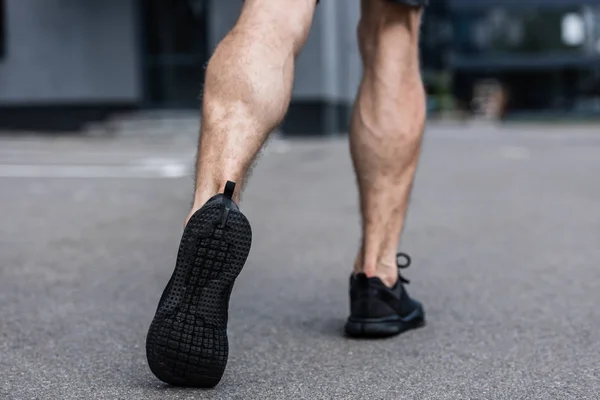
[393,0,428,5]
[317,0,427,5]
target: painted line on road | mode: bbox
[499,146,531,160]
[0,163,191,179]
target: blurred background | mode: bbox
[2,1,600,399]
[2,0,600,134]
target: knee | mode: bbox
[357,2,423,64]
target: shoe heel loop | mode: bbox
[223,181,236,200]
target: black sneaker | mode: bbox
[146,181,252,387]
[345,252,425,338]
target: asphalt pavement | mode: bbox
[1,123,600,399]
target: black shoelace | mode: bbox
[397,252,412,284]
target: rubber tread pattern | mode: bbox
[146,202,252,387]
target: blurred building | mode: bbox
[444,0,600,118]
[0,0,362,134]
[1,0,600,133]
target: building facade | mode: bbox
[446,0,600,116]
[3,0,599,132]
[0,0,363,134]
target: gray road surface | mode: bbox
[1,124,600,399]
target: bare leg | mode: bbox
[187,0,317,223]
[351,0,426,287]
[147,1,318,388]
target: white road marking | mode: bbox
[0,161,191,179]
[499,146,531,160]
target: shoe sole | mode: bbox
[344,305,425,338]
[146,202,252,387]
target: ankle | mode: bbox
[369,268,398,288]
[185,180,239,227]
[193,179,241,208]
[354,258,398,288]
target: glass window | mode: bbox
[451,6,598,56]
[141,0,209,107]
